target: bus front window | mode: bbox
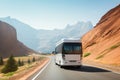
[63,43,81,54]
[63,45,73,53]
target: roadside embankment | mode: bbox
[83,60,120,74]
[9,57,50,80]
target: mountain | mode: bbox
[82,5,120,65]
[0,17,93,53]
[0,21,36,58]
[0,16,39,51]
[37,21,93,53]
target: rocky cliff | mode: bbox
[82,5,120,65]
[0,17,93,53]
[0,21,35,58]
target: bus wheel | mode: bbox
[76,66,81,69]
[60,66,63,68]
[55,63,57,65]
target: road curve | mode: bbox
[27,56,120,80]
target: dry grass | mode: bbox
[0,54,46,80]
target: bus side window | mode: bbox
[55,43,62,54]
[55,48,57,54]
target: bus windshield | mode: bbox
[63,43,81,54]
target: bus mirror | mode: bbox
[52,51,55,54]
[52,51,54,54]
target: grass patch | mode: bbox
[96,54,104,59]
[96,42,120,59]
[109,43,120,50]
[0,78,9,80]
[83,53,91,57]
[3,72,15,77]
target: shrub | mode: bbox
[27,59,31,64]
[2,55,18,73]
[110,45,119,50]
[21,60,24,66]
[0,56,4,65]
[95,42,120,60]
[18,59,23,66]
[32,57,36,62]
[96,54,104,59]
[109,42,120,50]
[83,53,91,57]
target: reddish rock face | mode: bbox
[0,21,17,52]
[82,5,120,65]
[0,21,35,58]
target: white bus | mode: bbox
[54,38,82,68]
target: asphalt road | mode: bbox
[28,56,120,80]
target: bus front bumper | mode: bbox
[61,60,82,66]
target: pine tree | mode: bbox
[32,57,35,62]
[0,56,4,65]
[21,60,24,66]
[1,55,18,73]
[27,59,31,64]
[18,59,22,66]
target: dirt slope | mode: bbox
[82,4,120,65]
[0,21,36,58]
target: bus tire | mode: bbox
[60,66,63,68]
[76,66,81,69]
[55,63,57,65]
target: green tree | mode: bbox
[0,56,4,65]
[21,60,24,66]
[18,59,22,66]
[1,55,18,73]
[32,57,36,62]
[27,59,31,64]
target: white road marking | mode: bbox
[32,59,51,80]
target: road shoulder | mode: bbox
[9,57,50,80]
[83,60,120,74]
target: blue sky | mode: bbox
[0,0,120,30]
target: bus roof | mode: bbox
[56,38,81,46]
